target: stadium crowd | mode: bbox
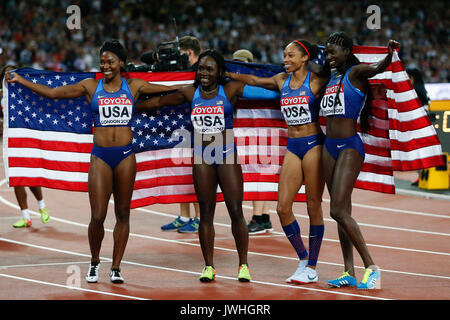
[0,0,448,83]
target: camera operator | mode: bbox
[160,35,202,233]
[179,36,201,71]
[137,36,200,72]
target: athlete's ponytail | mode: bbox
[293,39,318,61]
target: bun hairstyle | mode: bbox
[292,39,318,60]
[99,39,127,63]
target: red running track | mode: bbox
[0,159,449,305]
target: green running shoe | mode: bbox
[40,208,50,224]
[13,218,32,228]
[199,266,216,282]
[238,264,252,282]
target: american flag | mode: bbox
[3,46,444,208]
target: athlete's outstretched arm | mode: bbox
[132,78,185,96]
[353,40,400,79]
[6,72,91,99]
[135,88,188,111]
[225,71,282,91]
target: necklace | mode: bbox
[200,86,218,95]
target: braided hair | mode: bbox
[193,49,227,88]
[326,32,372,133]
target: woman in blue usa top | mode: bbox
[321,32,400,289]
[7,39,179,284]
[226,40,329,285]
[136,49,260,283]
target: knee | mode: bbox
[306,198,323,223]
[329,201,347,223]
[276,202,291,220]
[90,212,106,226]
[198,202,215,222]
[226,202,243,221]
[306,198,322,213]
[115,207,130,223]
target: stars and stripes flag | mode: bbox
[351,46,444,192]
[2,45,444,208]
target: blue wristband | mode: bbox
[242,85,280,99]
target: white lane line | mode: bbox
[321,199,450,219]
[0,273,149,300]
[0,237,390,300]
[0,182,448,278]
[0,261,91,269]
[135,206,450,256]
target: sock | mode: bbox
[308,224,324,267]
[282,220,308,259]
[21,209,31,221]
[261,214,270,222]
[38,199,46,210]
[179,216,190,222]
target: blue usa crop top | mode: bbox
[91,78,135,127]
[279,71,320,126]
[320,66,366,120]
[191,85,234,134]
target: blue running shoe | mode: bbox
[327,271,357,288]
[357,267,381,289]
[161,216,189,231]
[178,217,199,233]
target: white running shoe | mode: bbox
[291,266,318,284]
[86,262,100,283]
[109,268,124,284]
[286,260,308,283]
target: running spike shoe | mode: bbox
[109,268,124,284]
[12,218,32,228]
[238,264,252,282]
[357,267,381,289]
[86,262,100,283]
[40,208,50,224]
[290,266,318,284]
[199,266,216,282]
[327,271,357,288]
[286,260,308,283]
[161,216,189,231]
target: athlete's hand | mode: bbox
[387,40,400,55]
[5,71,22,84]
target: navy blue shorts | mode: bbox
[193,143,237,167]
[91,143,134,169]
[324,134,365,160]
[286,133,324,160]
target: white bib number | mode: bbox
[98,97,133,126]
[320,84,345,116]
[280,96,311,126]
[191,105,225,134]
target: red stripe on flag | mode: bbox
[8,157,90,172]
[9,177,88,192]
[8,137,93,153]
